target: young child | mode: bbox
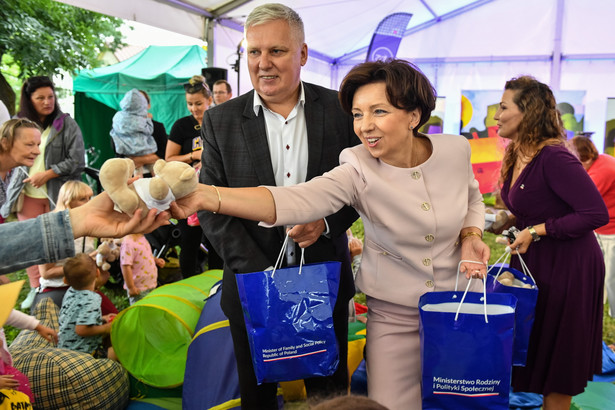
[120,234,164,305]
[31,180,95,313]
[94,269,118,317]
[58,254,113,358]
[109,88,157,175]
[1,280,57,404]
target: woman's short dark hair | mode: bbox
[18,76,60,128]
[339,59,436,132]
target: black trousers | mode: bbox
[177,219,204,278]
[227,290,350,409]
[202,234,224,270]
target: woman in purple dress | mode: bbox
[495,76,608,409]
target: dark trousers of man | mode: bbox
[228,291,350,409]
[177,219,204,277]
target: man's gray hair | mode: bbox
[245,3,305,44]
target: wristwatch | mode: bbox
[527,225,540,242]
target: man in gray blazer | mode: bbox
[198,3,359,408]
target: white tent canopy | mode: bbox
[57,0,615,149]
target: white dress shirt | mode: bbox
[253,83,308,264]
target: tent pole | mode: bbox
[234,40,245,96]
[205,18,214,68]
[549,0,565,91]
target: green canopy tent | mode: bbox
[73,45,208,169]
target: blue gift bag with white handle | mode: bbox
[419,276,517,410]
[486,248,538,366]
[235,239,340,385]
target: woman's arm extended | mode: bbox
[171,184,277,224]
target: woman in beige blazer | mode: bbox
[172,59,490,410]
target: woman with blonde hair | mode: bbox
[30,180,95,313]
[0,119,42,224]
[3,76,85,290]
[166,75,221,276]
[166,75,212,167]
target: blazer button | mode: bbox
[422,258,432,266]
[421,202,431,211]
[425,280,434,288]
[411,171,421,180]
[425,234,434,242]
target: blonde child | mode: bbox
[58,254,114,358]
[120,233,164,305]
[30,181,95,312]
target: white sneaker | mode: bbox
[21,287,38,310]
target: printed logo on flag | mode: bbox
[365,13,413,62]
[370,47,395,62]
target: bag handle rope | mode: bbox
[455,260,488,323]
[17,166,57,209]
[488,246,536,285]
[272,232,305,277]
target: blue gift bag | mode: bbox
[486,249,538,366]
[419,278,517,410]
[235,243,341,385]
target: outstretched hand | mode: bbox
[70,192,170,239]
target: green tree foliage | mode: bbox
[0,0,124,78]
[0,0,124,113]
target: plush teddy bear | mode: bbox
[95,239,121,271]
[99,158,198,217]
